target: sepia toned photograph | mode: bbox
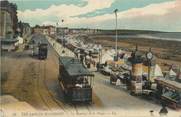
[0,0,181,117]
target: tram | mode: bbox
[58,56,94,102]
[38,43,48,59]
[155,78,181,109]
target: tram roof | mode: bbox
[59,56,94,77]
[155,78,181,91]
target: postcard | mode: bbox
[1,0,181,117]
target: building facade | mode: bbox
[0,10,14,39]
[32,25,43,34]
[32,25,56,35]
[0,0,18,39]
[18,21,31,37]
[48,26,56,35]
[56,27,69,35]
[0,0,19,51]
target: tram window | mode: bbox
[83,77,88,84]
[75,77,83,88]
[76,77,84,84]
[75,76,90,88]
[162,89,181,102]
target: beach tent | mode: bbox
[105,49,116,57]
[142,64,163,82]
[154,64,163,77]
[167,68,177,80]
[169,69,177,76]
[101,53,113,64]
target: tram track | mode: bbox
[36,60,51,110]
[72,103,92,114]
[42,60,67,111]
[36,60,65,111]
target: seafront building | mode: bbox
[0,0,32,51]
[33,25,56,36]
[18,21,31,38]
[0,0,19,51]
[0,0,18,39]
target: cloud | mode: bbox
[18,0,114,25]
[118,0,181,31]
[18,0,181,31]
[118,1,175,18]
[68,0,181,31]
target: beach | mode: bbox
[82,33,181,71]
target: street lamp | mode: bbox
[98,44,102,64]
[56,22,58,35]
[146,48,153,88]
[114,9,118,61]
[61,19,64,47]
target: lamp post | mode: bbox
[56,22,58,35]
[146,48,153,89]
[61,19,64,47]
[114,9,118,60]
[98,44,102,64]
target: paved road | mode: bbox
[93,72,161,109]
[91,66,181,116]
[1,34,65,111]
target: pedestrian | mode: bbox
[159,104,168,117]
[93,61,96,67]
[96,62,100,71]
[80,55,84,64]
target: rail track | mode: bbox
[73,103,91,114]
[36,60,65,111]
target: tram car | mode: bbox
[58,56,94,102]
[38,43,48,59]
[155,78,181,109]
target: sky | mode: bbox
[8,0,181,32]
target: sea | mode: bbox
[95,32,181,42]
[137,32,181,42]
